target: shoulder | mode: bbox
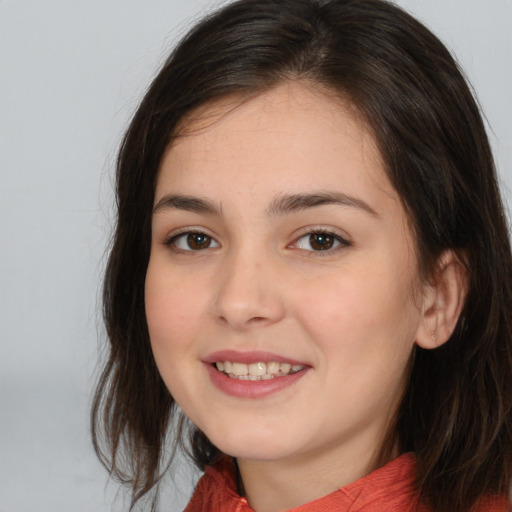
[471,494,511,512]
[184,456,246,512]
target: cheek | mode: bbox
[144,260,204,363]
[294,268,419,427]
[294,263,420,361]
[144,260,212,412]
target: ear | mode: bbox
[415,250,468,349]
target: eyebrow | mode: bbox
[152,191,378,217]
[153,194,223,215]
[266,192,378,217]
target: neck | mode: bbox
[236,437,397,512]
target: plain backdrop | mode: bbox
[1,1,511,511]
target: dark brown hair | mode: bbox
[91,1,512,510]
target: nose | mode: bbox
[213,247,286,331]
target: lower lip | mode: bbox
[205,363,308,399]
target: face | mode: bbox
[145,82,425,470]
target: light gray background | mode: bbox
[1,1,511,511]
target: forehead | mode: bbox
[157,81,396,212]
[161,82,388,182]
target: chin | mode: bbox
[202,421,307,462]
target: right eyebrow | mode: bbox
[152,194,223,215]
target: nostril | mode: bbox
[217,313,269,326]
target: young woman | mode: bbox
[91,1,512,510]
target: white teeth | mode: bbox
[267,361,280,374]
[232,362,248,376]
[249,362,266,376]
[280,363,291,374]
[215,361,305,380]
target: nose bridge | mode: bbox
[213,240,285,330]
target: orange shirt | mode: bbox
[184,453,510,512]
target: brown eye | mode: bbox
[294,231,349,252]
[169,231,220,251]
[187,233,212,250]
[308,233,335,251]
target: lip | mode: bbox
[203,350,311,399]
[204,350,308,366]
[205,363,309,399]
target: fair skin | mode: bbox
[145,82,465,511]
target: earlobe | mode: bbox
[416,251,468,350]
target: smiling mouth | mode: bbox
[215,361,305,380]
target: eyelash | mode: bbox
[164,229,219,252]
[292,229,351,253]
[163,229,351,253]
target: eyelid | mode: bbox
[289,227,352,253]
[163,227,220,252]
[160,225,351,253]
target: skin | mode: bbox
[145,82,463,511]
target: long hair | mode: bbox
[91,1,512,510]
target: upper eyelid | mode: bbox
[293,231,351,247]
[165,230,220,252]
[159,226,352,247]
[292,226,352,242]
[296,231,347,241]
[163,227,218,243]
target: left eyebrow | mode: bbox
[266,192,378,217]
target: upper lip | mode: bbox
[203,350,309,366]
